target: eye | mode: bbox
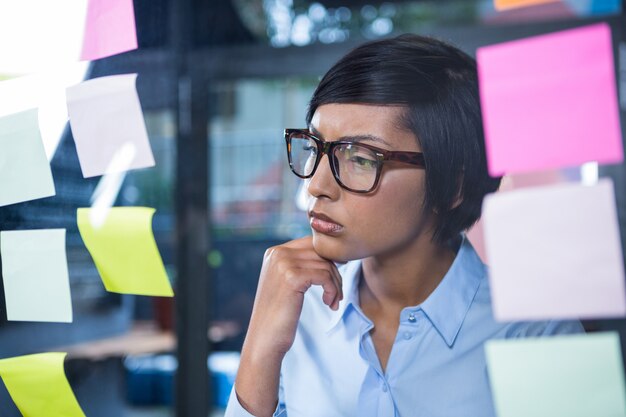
[303,143,317,153]
[350,155,377,168]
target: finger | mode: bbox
[322,261,343,304]
[330,263,344,301]
[287,268,340,310]
[283,236,313,249]
[289,260,343,303]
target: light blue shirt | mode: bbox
[225,236,584,417]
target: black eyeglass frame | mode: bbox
[284,128,426,193]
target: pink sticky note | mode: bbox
[80,0,138,61]
[483,179,626,321]
[477,23,623,176]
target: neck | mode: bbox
[359,234,458,314]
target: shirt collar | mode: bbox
[420,236,484,347]
[325,235,485,347]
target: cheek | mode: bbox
[354,192,423,241]
[361,172,427,232]
[310,172,429,262]
[341,177,429,257]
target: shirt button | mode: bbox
[408,313,416,323]
[381,383,388,393]
[403,332,412,340]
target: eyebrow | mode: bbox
[308,125,393,148]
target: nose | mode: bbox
[307,153,340,200]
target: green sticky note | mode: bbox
[1,229,73,322]
[0,352,86,417]
[0,109,55,207]
[486,332,626,417]
[77,207,174,296]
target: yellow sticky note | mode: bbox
[77,207,174,296]
[494,0,560,10]
[0,352,86,417]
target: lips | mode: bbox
[309,210,343,235]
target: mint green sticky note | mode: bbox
[486,332,626,417]
[0,109,55,206]
[1,229,73,322]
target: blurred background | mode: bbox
[0,0,625,416]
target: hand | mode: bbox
[234,236,343,416]
[247,235,344,355]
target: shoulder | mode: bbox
[454,237,585,341]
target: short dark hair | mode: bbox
[306,34,501,246]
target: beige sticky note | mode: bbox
[66,74,155,178]
[483,179,626,321]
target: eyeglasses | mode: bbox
[284,129,426,193]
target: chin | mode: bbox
[311,232,363,263]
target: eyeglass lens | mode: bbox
[288,132,380,192]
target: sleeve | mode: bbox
[224,380,287,417]
[505,319,585,338]
[224,387,257,417]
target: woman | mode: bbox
[225,34,583,417]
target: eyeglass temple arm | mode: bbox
[385,152,426,167]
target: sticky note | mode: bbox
[485,333,626,417]
[1,229,73,322]
[494,0,560,10]
[76,207,173,296]
[66,74,155,178]
[483,179,626,321]
[0,65,90,162]
[467,168,579,263]
[0,352,86,417]
[0,109,55,207]
[477,23,623,176]
[80,0,138,61]
[0,0,88,73]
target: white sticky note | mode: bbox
[1,229,73,322]
[0,0,88,73]
[486,333,626,417]
[0,64,90,161]
[483,178,626,321]
[0,109,56,207]
[66,74,155,178]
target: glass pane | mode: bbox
[210,78,316,238]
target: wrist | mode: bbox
[235,340,283,417]
[241,336,287,366]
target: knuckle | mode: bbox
[265,245,284,259]
[263,247,275,260]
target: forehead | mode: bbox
[310,103,419,150]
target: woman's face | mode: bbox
[306,103,435,262]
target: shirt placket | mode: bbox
[352,308,398,417]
